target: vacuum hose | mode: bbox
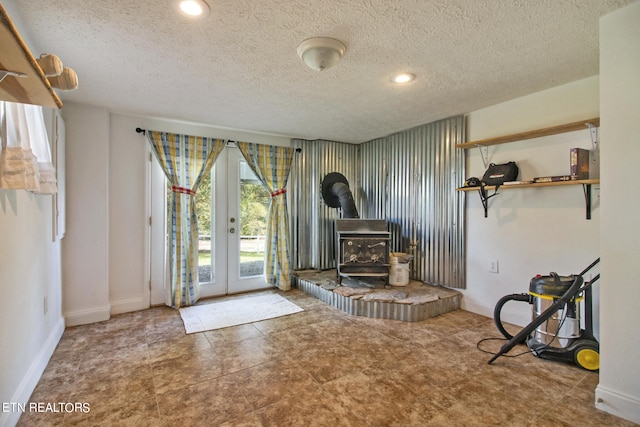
[493,293,531,341]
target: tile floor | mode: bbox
[17,289,636,426]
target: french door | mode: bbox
[149,145,271,305]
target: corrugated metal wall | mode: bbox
[360,117,466,288]
[290,139,360,270]
[290,116,466,288]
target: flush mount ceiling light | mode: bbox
[391,73,415,84]
[178,0,210,17]
[297,37,346,71]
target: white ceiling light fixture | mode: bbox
[178,0,210,17]
[391,73,415,84]
[297,37,347,71]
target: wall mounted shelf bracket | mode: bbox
[476,144,489,168]
[474,183,594,219]
[583,183,593,220]
[586,122,598,151]
[0,69,26,84]
[477,186,499,218]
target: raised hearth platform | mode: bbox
[293,270,461,322]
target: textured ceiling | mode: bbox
[11,0,634,143]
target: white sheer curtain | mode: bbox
[0,101,56,193]
[0,101,40,190]
[27,104,57,194]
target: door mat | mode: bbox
[179,292,304,334]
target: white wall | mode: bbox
[463,76,600,331]
[597,2,640,423]
[0,3,65,426]
[0,191,65,427]
[108,115,149,314]
[61,103,111,326]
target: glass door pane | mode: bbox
[227,148,269,293]
[239,161,270,277]
[196,167,213,283]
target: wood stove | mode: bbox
[336,219,391,284]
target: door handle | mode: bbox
[229,228,236,234]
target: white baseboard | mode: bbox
[461,299,531,327]
[0,316,65,427]
[63,304,111,326]
[110,296,148,315]
[595,385,640,424]
[460,300,493,318]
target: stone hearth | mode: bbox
[293,270,461,322]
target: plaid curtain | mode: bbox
[237,142,295,290]
[146,131,224,307]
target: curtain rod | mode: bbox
[135,127,301,152]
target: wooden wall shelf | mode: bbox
[456,179,600,192]
[457,115,600,219]
[458,180,599,219]
[456,117,599,149]
[0,4,62,108]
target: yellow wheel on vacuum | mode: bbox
[575,347,600,371]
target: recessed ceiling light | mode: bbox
[392,73,415,84]
[178,0,210,17]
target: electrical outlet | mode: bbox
[489,259,499,273]
[44,296,48,316]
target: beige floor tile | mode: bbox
[203,323,265,346]
[256,386,365,427]
[65,366,159,425]
[266,324,325,355]
[157,374,252,426]
[233,357,319,411]
[14,289,637,427]
[212,334,288,375]
[294,342,369,384]
[148,332,213,364]
[151,349,224,394]
[15,411,65,427]
[219,412,264,427]
[322,371,444,425]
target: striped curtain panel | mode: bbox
[146,131,224,307]
[237,142,295,290]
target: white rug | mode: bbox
[179,293,304,334]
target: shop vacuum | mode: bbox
[489,258,600,370]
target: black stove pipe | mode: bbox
[330,182,359,218]
[321,172,359,218]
